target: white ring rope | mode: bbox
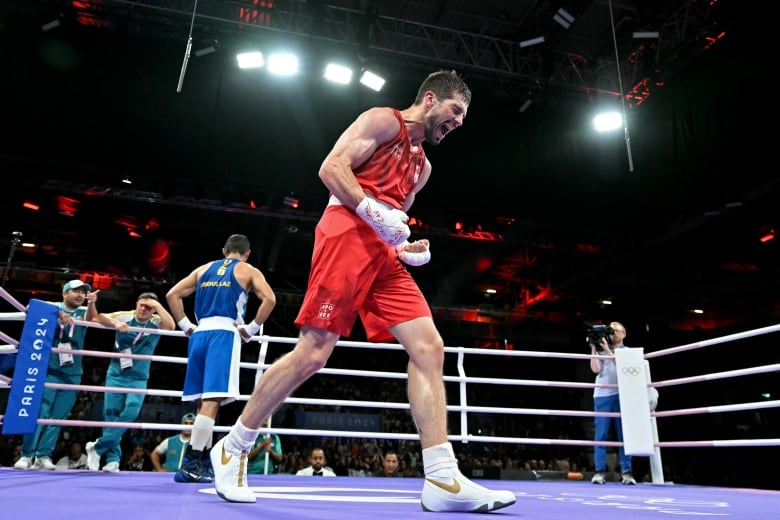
[652,363,780,388]
[1,292,779,452]
[0,286,27,312]
[644,323,780,359]
[0,330,19,346]
[654,400,780,418]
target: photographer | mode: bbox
[588,321,636,485]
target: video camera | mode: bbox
[586,323,614,348]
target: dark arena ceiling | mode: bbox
[1,0,778,347]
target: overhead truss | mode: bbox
[22,0,728,100]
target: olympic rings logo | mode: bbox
[621,366,642,376]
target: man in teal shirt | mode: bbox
[86,292,174,472]
[247,419,282,475]
[15,280,99,470]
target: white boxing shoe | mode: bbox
[14,457,33,470]
[102,461,120,473]
[421,469,516,513]
[210,436,256,503]
[85,441,101,471]
[33,456,56,470]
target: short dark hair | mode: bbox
[224,234,251,254]
[137,292,158,301]
[414,70,472,106]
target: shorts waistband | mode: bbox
[195,316,237,332]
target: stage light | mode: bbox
[518,99,533,113]
[360,70,385,92]
[237,51,264,69]
[593,111,623,132]
[57,196,79,217]
[41,19,61,32]
[282,195,299,209]
[519,36,545,48]
[267,53,299,76]
[194,44,217,57]
[553,8,575,29]
[324,63,353,84]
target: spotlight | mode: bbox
[593,111,622,132]
[194,45,217,57]
[553,8,575,29]
[267,53,299,76]
[237,51,264,69]
[282,195,300,209]
[518,36,545,48]
[360,70,385,92]
[41,19,61,32]
[324,63,353,85]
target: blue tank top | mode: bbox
[163,435,189,471]
[194,258,248,322]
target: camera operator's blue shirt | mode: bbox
[593,343,627,398]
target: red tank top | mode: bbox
[354,108,426,210]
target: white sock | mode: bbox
[422,442,458,478]
[227,417,260,453]
[189,415,215,452]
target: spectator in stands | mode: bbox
[247,419,283,475]
[124,443,153,471]
[374,450,401,477]
[296,447,336,476]
[150,413,195,472]
[55,441,88,469]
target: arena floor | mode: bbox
[2,469,777,519]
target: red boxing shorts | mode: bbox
[295,205,431,342]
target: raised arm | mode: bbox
[318,107,401,209]
[143,296,175,331]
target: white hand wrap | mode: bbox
[244,320,262,336]
[397,241,431,267]
[177,317,195,332]
[356,197,410,247]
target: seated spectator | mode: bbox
[374,450,401,477]
[124,443,153,471]
[55,442,88,470]
[150,413,194,472]
[296,447,336,477]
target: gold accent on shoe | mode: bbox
[425,477,462,494]
[237,451,247,487]
[221,445,233,465]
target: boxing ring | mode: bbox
[1,287,779,519]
